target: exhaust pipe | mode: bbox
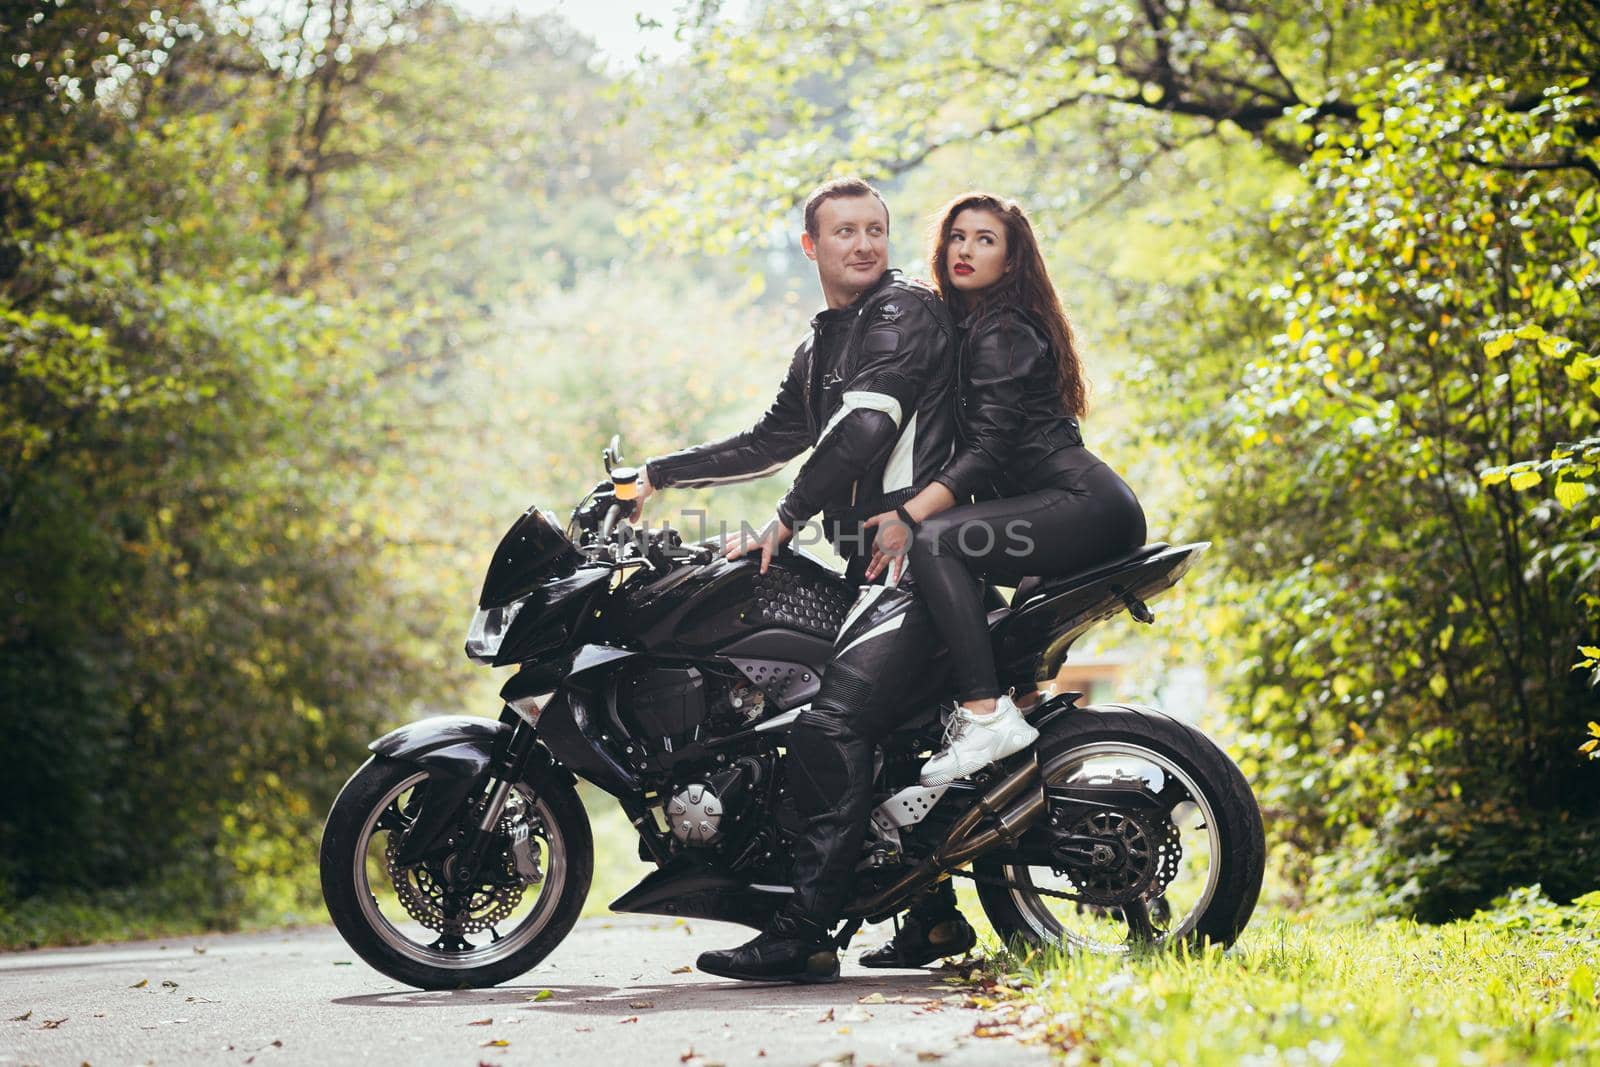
[844,752,1046,919]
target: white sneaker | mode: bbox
[919,694,1039,786]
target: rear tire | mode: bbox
[320,755,592,989]
[974,703,1264,952]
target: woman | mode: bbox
[873,191,1146,778]
[857,192,1147,968]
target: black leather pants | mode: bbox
[782,584,939,926]
[910,453,1146,701]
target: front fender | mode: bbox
[370,714,510,766]
[370,715,511,866]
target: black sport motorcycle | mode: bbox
[320,438,1265,990]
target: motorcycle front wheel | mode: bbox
[974,703,1264,954]
[320,755,592,989]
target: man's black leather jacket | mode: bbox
[645,271,955,562]
[932,306,1085,502]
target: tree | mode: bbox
[0,0,642,928]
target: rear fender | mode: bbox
[993,542,1207,687]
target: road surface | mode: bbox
[0,916,1049,1066]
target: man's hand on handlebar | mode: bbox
[722,514,793,574]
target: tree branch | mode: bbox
[1460,151,1600,181]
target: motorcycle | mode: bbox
[319,437,1265,990]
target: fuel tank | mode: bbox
[616,547,855,659]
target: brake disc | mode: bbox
[383,810,534,936]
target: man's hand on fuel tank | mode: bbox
[723,514,793,574]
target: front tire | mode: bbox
[974,703,1264,953]
[320,755,592,989]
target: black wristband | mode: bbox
[894,504,918,529]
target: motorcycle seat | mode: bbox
[1010,542,1171,607]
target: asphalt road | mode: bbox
[0,916,1050,1067]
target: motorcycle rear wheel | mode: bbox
[974,703,1264,954]
[320,755,592,989]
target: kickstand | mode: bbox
[833,919,863,951]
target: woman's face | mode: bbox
[945,207,1009,293]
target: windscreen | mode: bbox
[477,505,583,609]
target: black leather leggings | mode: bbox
[909,453,1146,702]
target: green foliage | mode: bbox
[0,0,656,924]
[1176,62,1600,916]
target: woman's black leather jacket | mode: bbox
[932,306,1085,502]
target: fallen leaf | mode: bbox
[857,992,886,1004]
[917,1052,943,1061]
[531,989,554,1002]
[160,980,179,990]
[37,1018,67,1029]
[671,965,692,974]
[185,995,218,1004]
[680,1049,698,1063]
[468,1018,493,1026]
[575,1026,592,1033]
[628,1000,655,1010]
[817,1007,835,1023]
[479,1038,510,1047]
[8,1010,30,1021]
[618,1015,639,1024]
[332,961,353,966]
[192,946,207,955]
[130,979,149,989]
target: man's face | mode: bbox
[802,195,889,308]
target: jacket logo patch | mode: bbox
[878,303,902,322]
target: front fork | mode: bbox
[447,717,541,890]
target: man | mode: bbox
[634,177,960,982]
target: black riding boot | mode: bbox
[696,908,840,984]
[859,881,976,968]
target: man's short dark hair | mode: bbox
[803,177,889,239]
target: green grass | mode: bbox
[961,887,1600,1066]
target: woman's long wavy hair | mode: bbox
[928,192,1087,417]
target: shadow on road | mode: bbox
[332,971,968,1016]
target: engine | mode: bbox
[617,667,772,849]
[664,757,766,847]
[619,666,766,751]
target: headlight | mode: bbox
[465,597,527,664]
